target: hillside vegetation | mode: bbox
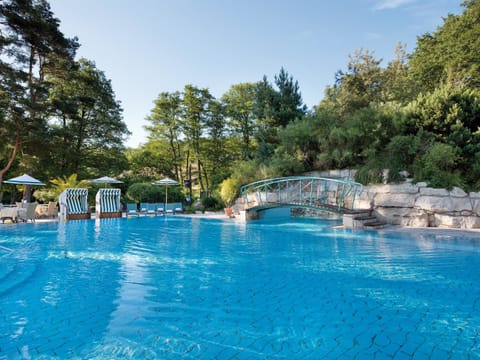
[1,0,479,205]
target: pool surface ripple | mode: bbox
[0,217,479,359]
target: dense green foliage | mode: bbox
[0,0,129,201]
[2,0,479,205]
[126,182,183,204]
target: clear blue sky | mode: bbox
[48,0,462,148]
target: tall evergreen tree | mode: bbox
[409,0,480,92]
[0,0,78,193]
[254,69,306,159]
[322,49,383,118]
[47,58,129,177]
[274,67,307,127]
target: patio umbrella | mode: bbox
[3,173,46,201]
[153,177,179,210]
[90,176,123,187]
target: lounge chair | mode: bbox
[126,203,139,217]
[140,203,156,216]
[155,203,164,215]
[174,203,183,214]
[18,202,38,222]
[47,201,58,218]
[146,203,157,216]
[166,202,183,214]
[164,203,175,215]
[35,201,58,219]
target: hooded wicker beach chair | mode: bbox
[59,188,90,221]
[95,188,122,218]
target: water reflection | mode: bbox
[0,217,479,358]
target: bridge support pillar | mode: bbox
[243,209,259,221]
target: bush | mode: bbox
[32,188,57,203]
[413,142,463,189]
[384,134,421,173]
[355,164,384,185]
[220,178,240,207]
[201,196,223,211]
[126,182,184,203]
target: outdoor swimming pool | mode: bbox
[0,216,479,359]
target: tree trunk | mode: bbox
[201,160,209,193]
[197,158,204,191]
[0,132,22,202]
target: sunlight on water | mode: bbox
[0,216,479,359]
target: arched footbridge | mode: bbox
[240,176,364,216]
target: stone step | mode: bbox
[363,220,388,229]
[353,215,376,221]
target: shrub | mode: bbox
[384,135,421,173]
[413,142,463,189]
[126,182,184,203]
[201,196,222,211]
[355,164,384,185]
[220,178,240,207]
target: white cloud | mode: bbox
[373,0,416,10]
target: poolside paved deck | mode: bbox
[1,211,479,237]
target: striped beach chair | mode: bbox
[95,188,122,218]
[59,188,90,221]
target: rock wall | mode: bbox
[305,170,480,229]
[355,181,480,229]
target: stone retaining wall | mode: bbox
[355,182,480,229]
[306,170,480,229]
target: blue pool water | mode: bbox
[0,216,479,359]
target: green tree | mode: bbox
[219,178,238,207]
[274,67,307,127]
[0,0,78,189]
[202,99,229,187]
[382,42,416,104]
[409,0,480,92]
[404,84,480,188]
[253,77,278,159]
[181,84,212,191]
[222,83,257,160]
[322,49,383,118]
[47,58,130,178]
[254,68,306,159]
[276,114,319,170]
[125,141,174,181]
[145,91,183,180]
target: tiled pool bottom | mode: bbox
[0,217,479,359]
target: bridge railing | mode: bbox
[240,176,363,213]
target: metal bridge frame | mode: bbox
[240,176,364,214]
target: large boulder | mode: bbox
[432,214,480,229]
[369,183,419,195]
[374,193,416,208]
[414,196,472,213]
